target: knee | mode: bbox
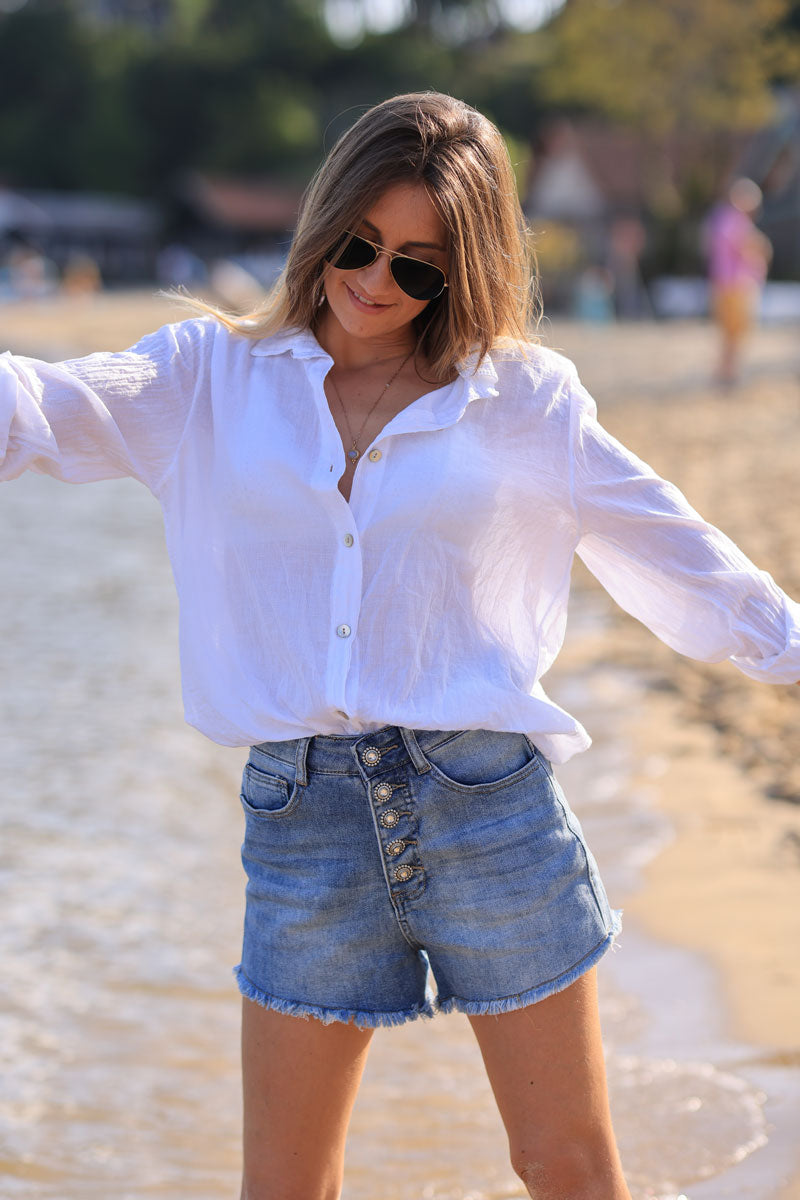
[510,1134,626,1200]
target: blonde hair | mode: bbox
[188,92,539,381]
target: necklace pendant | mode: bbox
[347,447,360,461]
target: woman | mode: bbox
[2,93,798,1200]
[706,177,772,386]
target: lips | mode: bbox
[346,284,390,311]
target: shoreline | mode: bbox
[626,682,800,1056]
[623,678,800,1200]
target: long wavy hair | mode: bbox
[187,92,539,381]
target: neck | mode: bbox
[315,309,416,372]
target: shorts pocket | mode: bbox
[240,761,300,818]
[420,729,541,794]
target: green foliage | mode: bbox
[0,0,795,208]
[0,2,99,187]
[541,0,799,134]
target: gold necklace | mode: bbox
[328,347,415,463]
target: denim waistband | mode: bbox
[251,725,463,782]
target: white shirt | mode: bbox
[2,318,798,763]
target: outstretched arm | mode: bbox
[568,373,800,686]
[0,317,214,493]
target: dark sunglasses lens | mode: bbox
[326,233,445,301]
[326,233,375,271]
[391,257,446,301]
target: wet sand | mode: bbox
[2,292,799,1196]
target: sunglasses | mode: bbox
[325,231,448,302]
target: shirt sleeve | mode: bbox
[569,374,800,684]
[0,317,213,492]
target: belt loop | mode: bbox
[399,727,430,774]
[294,736,311,787]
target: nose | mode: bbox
[358,248,395,293]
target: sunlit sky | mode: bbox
[0,0,564,33]
[324,0,565,42]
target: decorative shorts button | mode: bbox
[368,449,382,462]
[361,746,381,766]
[380,809,400,828]
[387,840,405,856]
[373,782,394,801]
[343,533,354,547]
[394,864,414,883]
[336,624,351,638]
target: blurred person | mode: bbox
[2,93,800,1200]
[608,216,650,319]
[573,263,615,322]
[61,252,102,297]
[4,241,59,300]
[706,177,772,386]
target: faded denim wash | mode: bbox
[235,726,621,1028]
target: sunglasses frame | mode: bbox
[326,231,449,302]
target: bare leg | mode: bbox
[240,998,374,1200]
[468,969,631,1200]
[717,330,742,386]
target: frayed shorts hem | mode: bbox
[234,912,622,1029]
[439,915,622,1018]
[234,965,438,1029]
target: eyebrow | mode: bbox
[361,218,447,254]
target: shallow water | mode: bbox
[1,442,798,1196]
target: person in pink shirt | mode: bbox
[707,177,772,385]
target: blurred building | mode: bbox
[0,189,160,284]
[522,107,800,314]
[174,173,302,259]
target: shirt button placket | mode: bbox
[330,508,359,722]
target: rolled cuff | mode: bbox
[0,354,60,480]
[730,597,800,684]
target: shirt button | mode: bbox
[336,624,351,638]
[368,448,382,462]
[343,533,354,547]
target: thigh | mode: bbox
[241,998,374,1200]
[469,970,630,1198]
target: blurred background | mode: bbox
[0,0,799,313]
[2,4,800,1200]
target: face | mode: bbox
[322,180,448,349]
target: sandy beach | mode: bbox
[2,291,799,1197]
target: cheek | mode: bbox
[322,266,340,299]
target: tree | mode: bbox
[536,0,800,240]
[541,0,798,137]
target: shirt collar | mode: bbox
[249,326,331,360]
[248,327,499,420]
[457,348,499,403]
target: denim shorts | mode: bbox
[234,726,621,1028]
